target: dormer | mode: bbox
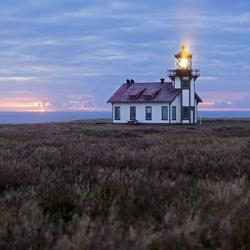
[143,87,161,100]
[127,87,146,100]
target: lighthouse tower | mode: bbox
[168,46,200,124]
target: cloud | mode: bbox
[0,0,249,111]
[0,76,36,82]
[199,76,217,81]
[0,98,53,112]
[59,95,110,111]
[200,94,250,111]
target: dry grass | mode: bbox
[0,119,250,249]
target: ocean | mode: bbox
[0,111,249,124]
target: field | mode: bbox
[0,119,250,249]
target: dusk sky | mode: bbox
[0,0,249,112]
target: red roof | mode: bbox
[107,82,181,103]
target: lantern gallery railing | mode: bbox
[168,69,200,78]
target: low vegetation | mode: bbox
[0,119,250,249]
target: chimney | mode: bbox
[160,78,165,83]
[131,79,135,84]
[126,79,131,84]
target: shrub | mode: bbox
[0,120,250,249]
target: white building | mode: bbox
[107,46,202,124]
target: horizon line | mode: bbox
[0,109,250,113]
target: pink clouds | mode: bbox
[199,91,250,111]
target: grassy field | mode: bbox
[0,119,250,249]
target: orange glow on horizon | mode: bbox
[0,98,112,112]
[0,99,53,112]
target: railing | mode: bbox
[168,69,200,78]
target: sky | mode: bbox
[0,0,249,112]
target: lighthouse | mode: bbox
[168,46,200,124]
[108,45,202,124]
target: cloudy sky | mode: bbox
[0,0,249,112]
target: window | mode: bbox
[130,106,136,121]
[114,106,120,120]
[145,106,152,120]
[182,107,190,120]
[172,106,177,121]
[182,80,190,89]
[162,106,168,120]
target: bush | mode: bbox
[0,120,250,249]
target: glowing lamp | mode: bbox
[179,58,189,69]
[175,45,192,70]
